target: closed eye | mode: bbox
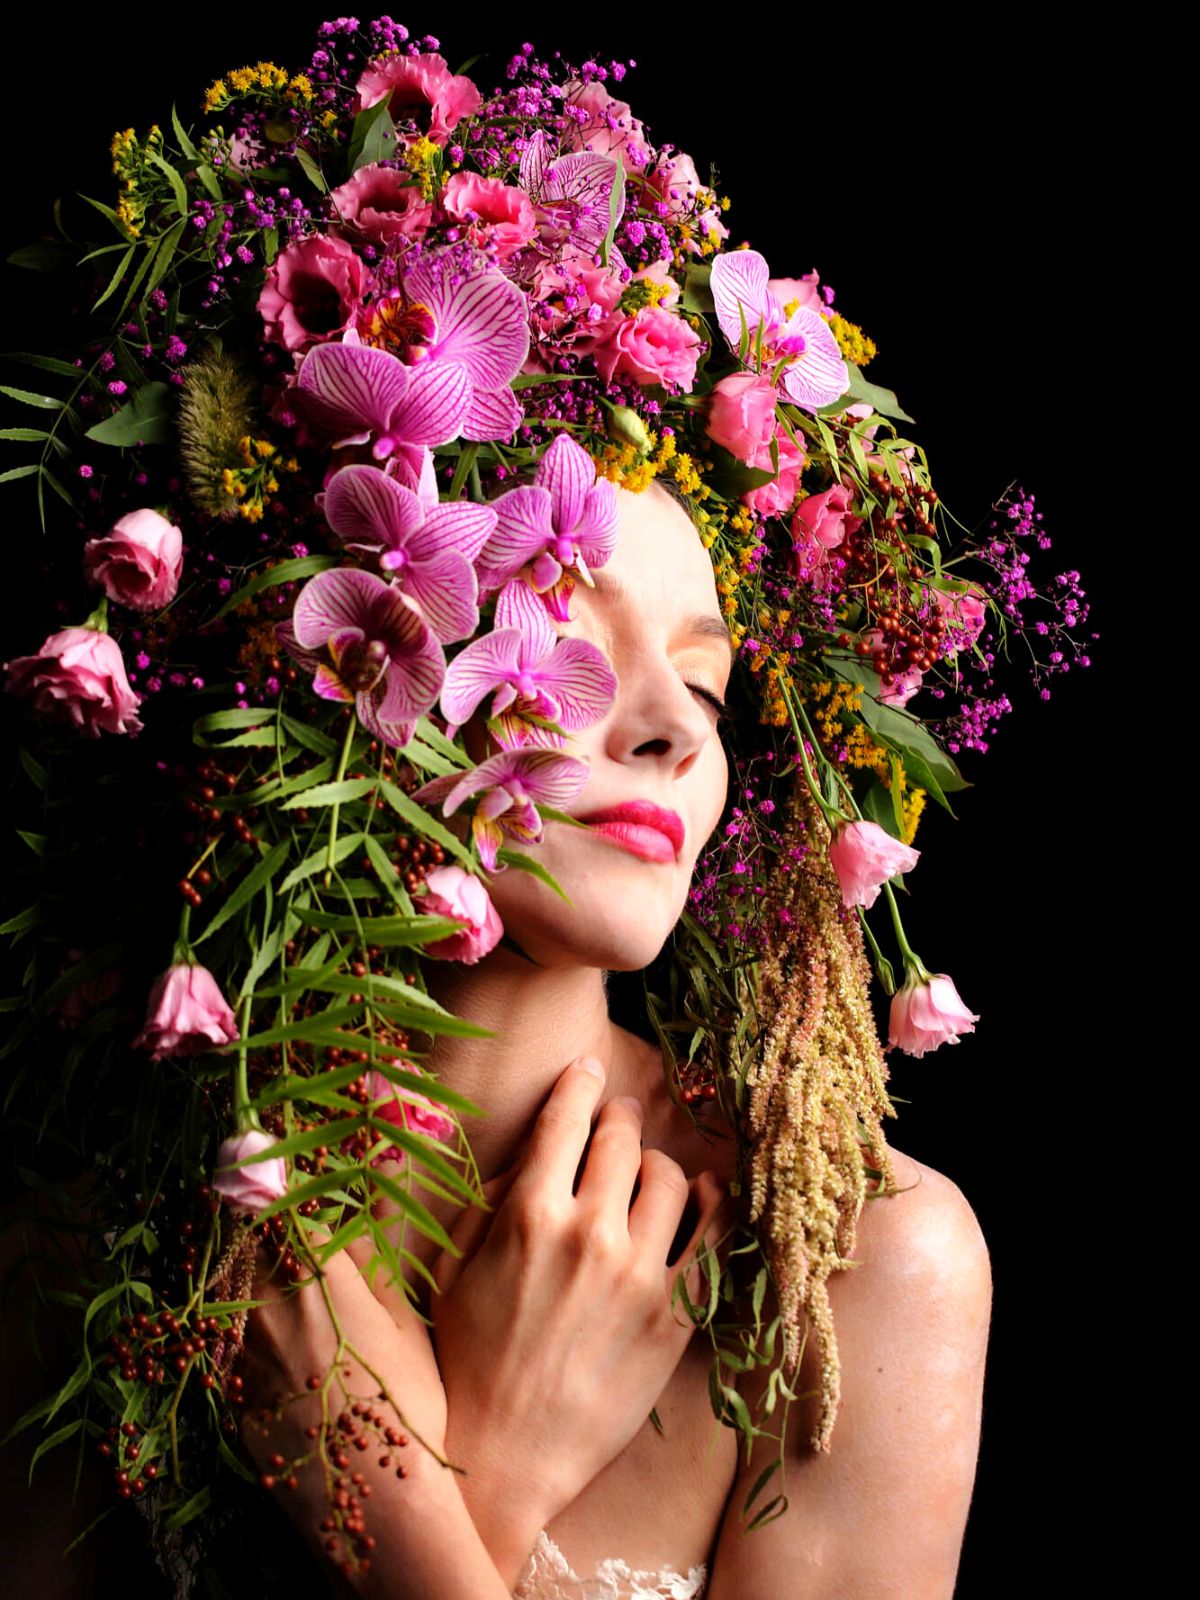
[685,681,728,721]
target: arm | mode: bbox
[707,1153,992,1600]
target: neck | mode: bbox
[425,946,637,1181]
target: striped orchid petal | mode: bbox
[297,342,411,440]
[440,628,524,725]
[402,258,530,392]
[537,432,591,535]
[463,384,524,444]
[402,548,480,645]
[386,359,472,447]
[324,464,426,554]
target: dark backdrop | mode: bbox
[1,13,1131,1594]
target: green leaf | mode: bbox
[214,553,337,619]
[680,263,714,314]
[145,216,189,301]
[861,778,906,842]
[41,467,74,510]
[347,99,397,175]
[369,1170,459,1253]
[170,103,198,161]
[7,241,70,271]
[0,464,39,485]
[0,904,42,937]
[234,1003,362,1050]
[195,163,224,203]
[412,719,472,769]
[295,145,328,193]
[78,192,137,240]
[0,427,49,442]
[145,151,190,219]
[3,351,81,377]
[250,1165,364,1224]
[163,1484,213,1532]
[380,779,472,867]
[829,656,970,812]
[280,778,376,811]
[599,150,625,269]
[0,385,61,410]
[296,908,465,947]
[838,362,915,424]
[361,832,414,912]
[16,829,46,855]
[84,382,173,447]
[18,747,47,790]
[194,839,290,944]
[249,1117,366,1163]
[278,833,366,891]
[27,1419,84,1484]
[495,848,571,902]
[91,242,137,312]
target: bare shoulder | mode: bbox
[708,1147,992,1599]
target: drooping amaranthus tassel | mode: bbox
[741,778,897,1452]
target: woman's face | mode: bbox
[485,482,732,971]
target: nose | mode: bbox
[601,649,713,779]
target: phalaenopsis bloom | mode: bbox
[415,747,589,871]
[710,248,848,410]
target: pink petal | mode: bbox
[473,815,504,872]
[495,578,556,663]
[401,260,530,391]
[478,486,555,588]
[324,464,425,554]
[532,639,617,730]
[410,501,497,564]
[536,433,593,536]
[463,384,524,443]
[403,550,480,645]
[530,552,565,594]
[573,482,621,567]
[293,567,381,648]
[388,360,472,447]
[297,343,411,438]
[710,250,772,355]
[778,308,850,410]
[440,628,524,724]
[356,690,415,751]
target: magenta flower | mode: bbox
[829,820,921,911]
[322,464,496,644]
[282,567,446,749]
[415,747,589,872]
[418,866,505,964]
[133,961,238,1060]
[476,433,620,621]
[520,131,629,276]
[710,249,848,411]
[888,971,980,1059]
[353,52,481,146]
[213,1128,289,1216]
[258,234,368,354]
[294,340,471,461]
[441,576,616,749]
[5,626,143,738]
[357,252,529,442]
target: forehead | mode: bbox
[593,483,722,617]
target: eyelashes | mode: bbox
[686,682,729,722]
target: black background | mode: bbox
[1,11,1134,1593]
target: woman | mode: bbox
[239,477,993,1598]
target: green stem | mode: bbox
[324,713,357,884]
[856,909,896,995]
[879,881,928,978]
[233,993,261,1132]
[779,678,850,832]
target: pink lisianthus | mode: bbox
[767,270,824,315]
[83,507,183,611]
[561,80,653,167]
[443,173,538,260]
[5,626,142,737]
[419,866,504,963]
[354,52,481,145]
[705,372,778,464]
[593,305,704,391]
[792,484,860,550]
[257,234,368,354]
[133,961,239,1060]
[213,1129,289,1215]
[829,820,921,911]
[888,971,980,1059]
[645,151,729,254]
[329,163,433,244]
[743,430,806,518]
[367,1067,457,1167]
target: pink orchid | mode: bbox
[282,567,446,749]
[414,747,589,872]
[322,464,496,645]
[354,252,529,442]
[213,1129,289,1215]
[367,1066,457,1167]
[133,961,238,1060]
[417,866,505,964]
[888,971,980,1059]
[829,820,921,911]
[294,340,471,461]
[710,249,848,411]
[354,52,481,146]
[476,433,620,622]
[519,131,628,277]
[441,577,617,749]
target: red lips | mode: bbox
[575,801,686,864]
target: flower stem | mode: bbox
[879,881,928,977]
[325,713,357,884]
[779,678,850,833]
[234,993,261,1133]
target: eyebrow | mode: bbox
[588,570,735,657]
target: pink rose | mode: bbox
[443,174,537,260]
[767,271,824,314]
[5,626,142,737]
[743,430,806,518]
[83,507,183,611]
[792,484,859,551]
[705,372,778,465]
[562,81,653,167]
[329,163,433,245]
[257,234,368,354]
[931,584,988,656]
[888,971,980,1059]
[367,1067,456,1167]
[213,1128,289,1215]
[354,52,481,145]
[132,961,239,1060]
[593,306,703,391]
[419,865,504,964]
[646,151,729,254]
[829,820,921,911]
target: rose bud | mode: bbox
[213,1129,289,1215]
[83,508,183,612]
[132,961,239,1060]
[4,626,142,737]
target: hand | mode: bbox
[428,1057,733,1552]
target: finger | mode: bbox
[627,1146,691,1259]
[432,1165,521,1298]
[670,1173,735,1311]
[574,1096,644,1228]
[509,1056,607,1203]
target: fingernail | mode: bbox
[577,1056,605,1079]
[613,1095,643,1118]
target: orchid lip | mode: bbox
[574,801,685,856]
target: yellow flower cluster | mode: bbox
[827,314,878,369]
[219,436,299,524]
[204,63,313,113]
[110,125,164,237]
[403,136,440,199]
[805,679,927,842]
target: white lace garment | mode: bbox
[513,1528,707,1599]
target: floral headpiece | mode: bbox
[0,16,1092,1584]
